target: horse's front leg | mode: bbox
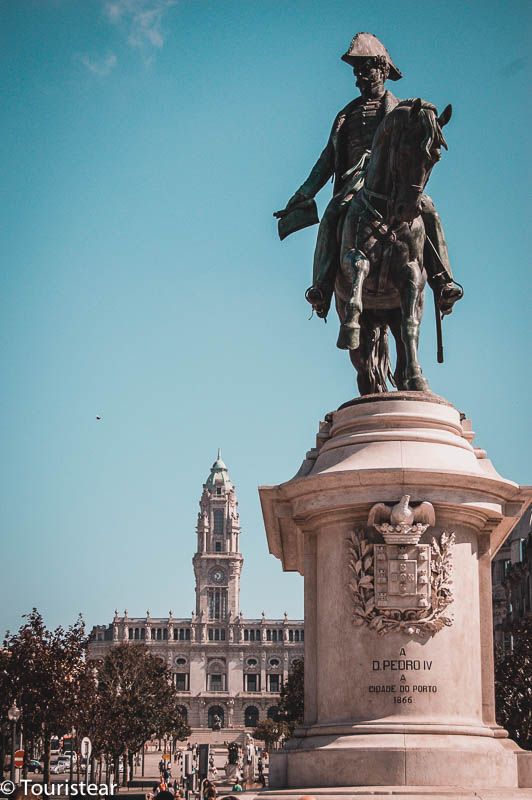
[336,249,370,351]
[400,261,429,391]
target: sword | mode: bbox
[434,293,444,364]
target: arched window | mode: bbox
[244,706,259,728]
[208,705,224,728]
[267,706,279,722]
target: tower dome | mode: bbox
[205,449,232,489]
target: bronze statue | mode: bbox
[275,33,463,394]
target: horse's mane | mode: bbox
[388,98,448,155]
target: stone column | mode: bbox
[259,394,532,794]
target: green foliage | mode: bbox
[1,610,191,783]
[278,657,304,732]
[3,609,89,782]
[495,618,532,750]
[252,718,290,749]
[95,643,191,758]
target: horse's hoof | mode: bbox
[337,324,360,351]
[404,375,429,392]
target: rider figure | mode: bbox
[282,33,463,320]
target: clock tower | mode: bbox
[193,452,243,620]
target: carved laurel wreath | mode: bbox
[347,529,455,637]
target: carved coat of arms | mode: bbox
[348,496,454,637]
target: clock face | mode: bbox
[212,569,225,583]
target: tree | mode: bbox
[0,648,16,777]
[94,643,191,785]
[164,702,192,750]
[252,718,290,750]
[278,657,304,732]
[495,618,532,750]
[3,609,88,785]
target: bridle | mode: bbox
[363,108,432,225]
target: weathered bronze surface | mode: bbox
[275,33,463,395]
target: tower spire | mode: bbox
[193,453,243,620]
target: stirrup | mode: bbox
[305,285,325,305]
[438,281,463,315]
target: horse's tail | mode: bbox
[367,324,396,393]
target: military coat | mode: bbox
[298,90,399,198]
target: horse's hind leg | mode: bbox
[337,249,370,351]
[400,261,429,392]
[388,309,407,390]
[349,314,391,395]
[349,315,373,395]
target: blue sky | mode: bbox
[1,0,530,637]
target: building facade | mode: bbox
[88,453,304,731]
[492,503,532,652]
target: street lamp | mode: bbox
[8,702,21,783]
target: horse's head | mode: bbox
[387,99,452,223]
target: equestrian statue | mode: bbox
[274,33,463,395]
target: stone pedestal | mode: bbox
[259,394,532,797]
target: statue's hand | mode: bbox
[285,190,310,210]
[273,190,311,219]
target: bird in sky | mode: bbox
[96,416,103,421]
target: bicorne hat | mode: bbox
[341,32,402,81]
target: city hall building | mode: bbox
[88,454,304,732]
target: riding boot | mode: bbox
[421,195,463,315]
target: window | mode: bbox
[244,706,259,727]
[175,657,187,666]
[268,674,281,693]
[208,674,225,692]
[174,673,189,691]
[267,628,280,641]
[128,628,133,640]
[244,673,260,692]
[246,658,258,667]
[208,588,228,620]
[267,706,280,721]
[213,509,224,535]
[208,628,227,641]
[216,487,222,496]
[208,706,224,727]
[140,628,145,640]
[215,540,222,552]
[289,630,293,642]
[269,658,280,668]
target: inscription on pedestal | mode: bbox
[367,648,439,703]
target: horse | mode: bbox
[334,97,452,395]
